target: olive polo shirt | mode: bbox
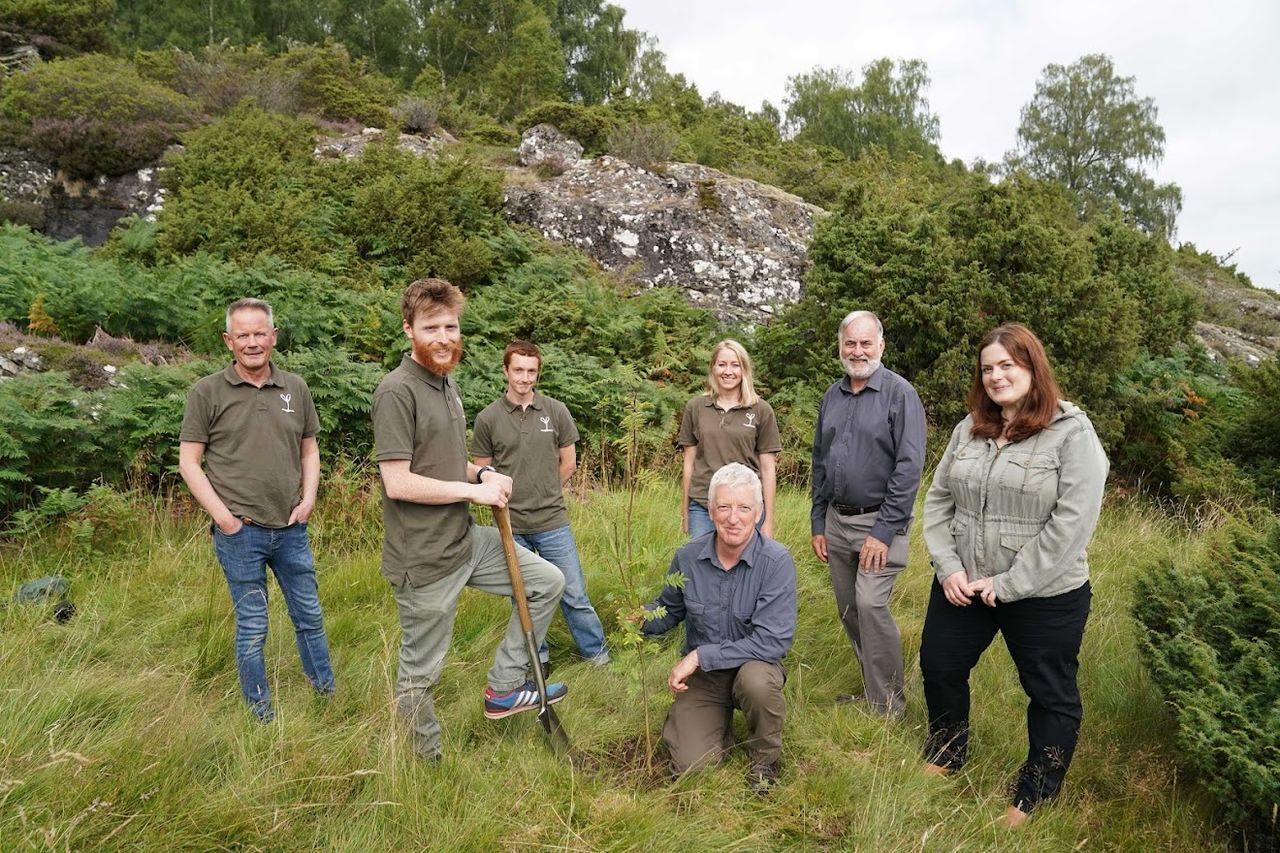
[179,362,319,529]
[677,395,783,505]
[373,354,473,587]
[471,392,579,534]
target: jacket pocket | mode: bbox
[1003,451,1060,494]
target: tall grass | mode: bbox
[0,482,1229,850]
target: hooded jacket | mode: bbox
[923,401,1109,603]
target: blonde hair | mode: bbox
[704,339,759,407]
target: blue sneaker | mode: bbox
[483,680,568,720]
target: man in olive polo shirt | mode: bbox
[179,298,335,723]
[373,278,569,761]
[472,341,609,671]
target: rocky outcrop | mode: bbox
[1,146,170,246]
[1194,321,1280,367]
[518,124,582,170]
[313,126,456,160]
[503,150,823,323]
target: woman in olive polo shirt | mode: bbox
[677,340,782,539]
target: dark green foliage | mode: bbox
[275,348,383,461]
[2,0,114,56]
[0,53,199,177]
[516,100,615,153]
[0,371,94,509]
[277,43,396,127]
[1226,359,1280,502]
[1134,522,1280,842]
[757,155,1178,445]
[152,107,506,287]
[1113,348,1253,505]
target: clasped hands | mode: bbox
[942,571,997,607]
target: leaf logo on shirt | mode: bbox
[539,416,553,433]
[280,392,295,413]
[744,412,757,430]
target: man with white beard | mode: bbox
[372,278,568,761]
[810,310,926,717]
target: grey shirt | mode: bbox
[641,532,797,672]
[810,366,927,544]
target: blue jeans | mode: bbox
[688,501,767,540]
[513,525,609,663]
[212,522,335,718]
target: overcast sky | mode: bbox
[616,0,1280,290]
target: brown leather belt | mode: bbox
[833,502,881,516]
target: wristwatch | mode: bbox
[476,465,497,483]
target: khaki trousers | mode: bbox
[391,526,565,758]
[825,505,909,715]
[662,660,786,772]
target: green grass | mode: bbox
[0,482,1229,850]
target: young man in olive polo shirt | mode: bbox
[372,278,569,761]
[179,298,335,723]
[472,341,609,671]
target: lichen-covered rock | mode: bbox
[503,156,823,323]
[313,127,456,160]
[0,146,54,203]
[1195,321,1279,367]
[518,124,583,170]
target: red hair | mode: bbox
[968,324,1062,442]
[503,340,541,369]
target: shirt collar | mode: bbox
[400,353,447,390]
[698,527,762,571]
[701,394,746,412]
[222,361,282,387]
[502,392,544,413]
[838,365,885,395]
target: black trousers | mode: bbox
[919,578,1091,812]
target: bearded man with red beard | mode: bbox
[372,278,569,762]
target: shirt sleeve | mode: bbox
[696,551,797,671]
[922,421,967,582]
[641,556,687,636]
[555,401,580,448]
[869,382,927,545]
[755,400,783,455]
[675,397,700,449]
[300,379,320,440]
[372,384,416,462]
[471,406,494,458]
[810,391,831,535]
[993,422,1109,602]
[179,381,212,444]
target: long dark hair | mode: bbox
[968,324,1062,442]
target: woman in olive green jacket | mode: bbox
[919,323,1108,827]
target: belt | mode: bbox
[833,502,881,516]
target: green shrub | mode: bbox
[2,0,113,55]
[277,43,395,127]
[1134,521,1280,844]
[1226,359,1280,502]
[517,101,615,153]
[755,156,1193,449]
[462,118,519,146]
[0,54,199,178]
